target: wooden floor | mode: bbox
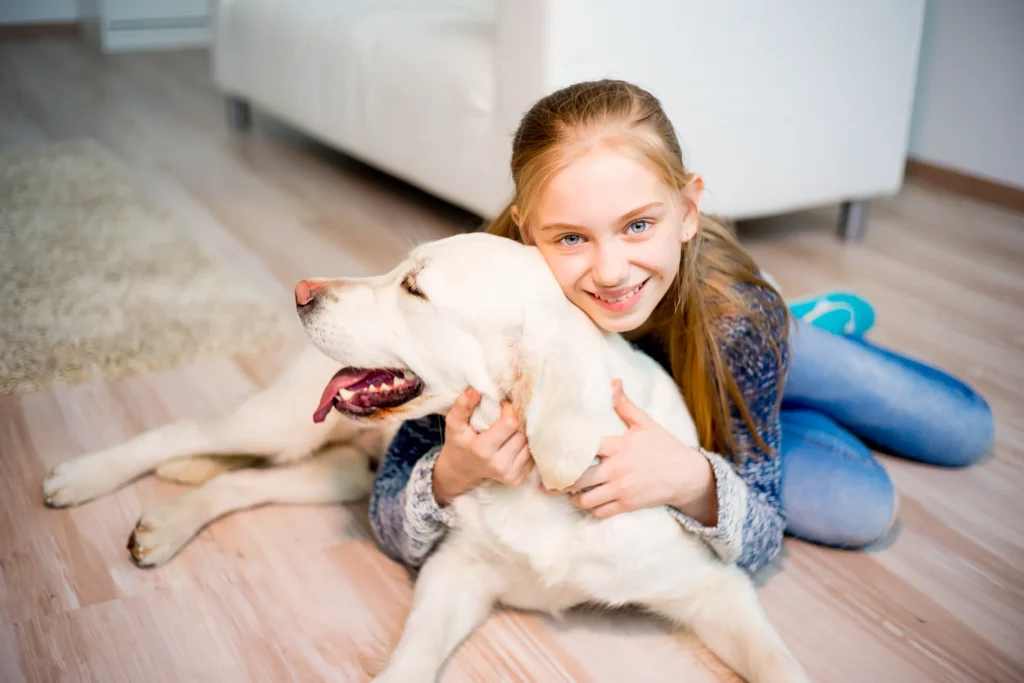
[1,39,1022,683]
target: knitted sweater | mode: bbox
[367,285,790,574]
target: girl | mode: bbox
[368,80,995,575]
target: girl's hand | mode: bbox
[548,380,718,524]
[432,388,534,506]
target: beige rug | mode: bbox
[0,139,295,395]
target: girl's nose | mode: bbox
[592,246,629,287]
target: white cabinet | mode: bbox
[79,0,211,52]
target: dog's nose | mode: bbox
[294,280,322,307]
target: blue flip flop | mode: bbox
[788,291,876,337]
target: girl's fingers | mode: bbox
[488,431,527,478]
[563,461,611,493]
[446,387,480,429]
[504,445,534,485]
[591,501,626,519]
[570,482,619,511]
[475,403,522,453]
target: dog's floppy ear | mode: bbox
[512,306,612,491]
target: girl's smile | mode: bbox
[587,277,650,312]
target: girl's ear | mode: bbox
[511,205,532,244]
[680,175,704,242]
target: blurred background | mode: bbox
[1,1,1021,682]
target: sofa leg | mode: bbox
[838,200,868,243]
[226,96,252,131]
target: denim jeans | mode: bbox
[779,321,995,548]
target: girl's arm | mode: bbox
[368,414,455,567]
[667,293,790,574]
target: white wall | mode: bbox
[0,0,78,24]
[908,0,1024,189]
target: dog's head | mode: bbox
[296,232,613,490]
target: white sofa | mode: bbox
[212,0,926,240]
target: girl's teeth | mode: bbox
[596,283,642,303]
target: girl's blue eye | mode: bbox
[627,220,650,234]
[559,234,583,247]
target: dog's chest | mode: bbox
[456,486,698,602]
[459,486,580,572]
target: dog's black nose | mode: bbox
[295,280,321,307]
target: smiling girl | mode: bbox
[368,80,994,574]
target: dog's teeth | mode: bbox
[367,385,380,393]
[402,370,414,380]
[392,377,406,388]
[337,388,354,400]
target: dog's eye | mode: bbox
[402,273,427,300]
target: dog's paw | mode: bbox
[126,503,202,567]
[43,457,117,508]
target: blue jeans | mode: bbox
[779,322,995,548]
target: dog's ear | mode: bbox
[512,308,612,491]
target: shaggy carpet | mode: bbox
[0,139,294,394]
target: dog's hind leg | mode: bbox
[127,444,372,567]
[371,544,501,683]
[154,410,393,486]
[649,567,810,683]
[43,346,354,508]
[154,455,263,486]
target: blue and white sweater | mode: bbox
[368,285,790,575]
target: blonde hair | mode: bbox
[483,80,788,462]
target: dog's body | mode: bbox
[44,232,808,682]
[296,233,809,683]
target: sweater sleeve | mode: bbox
[666,287,790,574]
[368,414,455,567]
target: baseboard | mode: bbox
[0,22,81,40]
[905,160,1024,214]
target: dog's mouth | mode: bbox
[313,367,424,422]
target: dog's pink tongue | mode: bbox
[312,368,370,423]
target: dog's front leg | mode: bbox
[372,541,500,683]
[649,566,811,683]
[43,347,348,507]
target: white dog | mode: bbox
[296,232,809,683]
[42,231,807,682]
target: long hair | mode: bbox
[483,80,788,462]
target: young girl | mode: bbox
[368,80,995,575]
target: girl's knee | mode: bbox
[836,485,899,549]
[876,351,995,467]
[781,424,899,549]
[787,475,898,550]
[943,398,995,468]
